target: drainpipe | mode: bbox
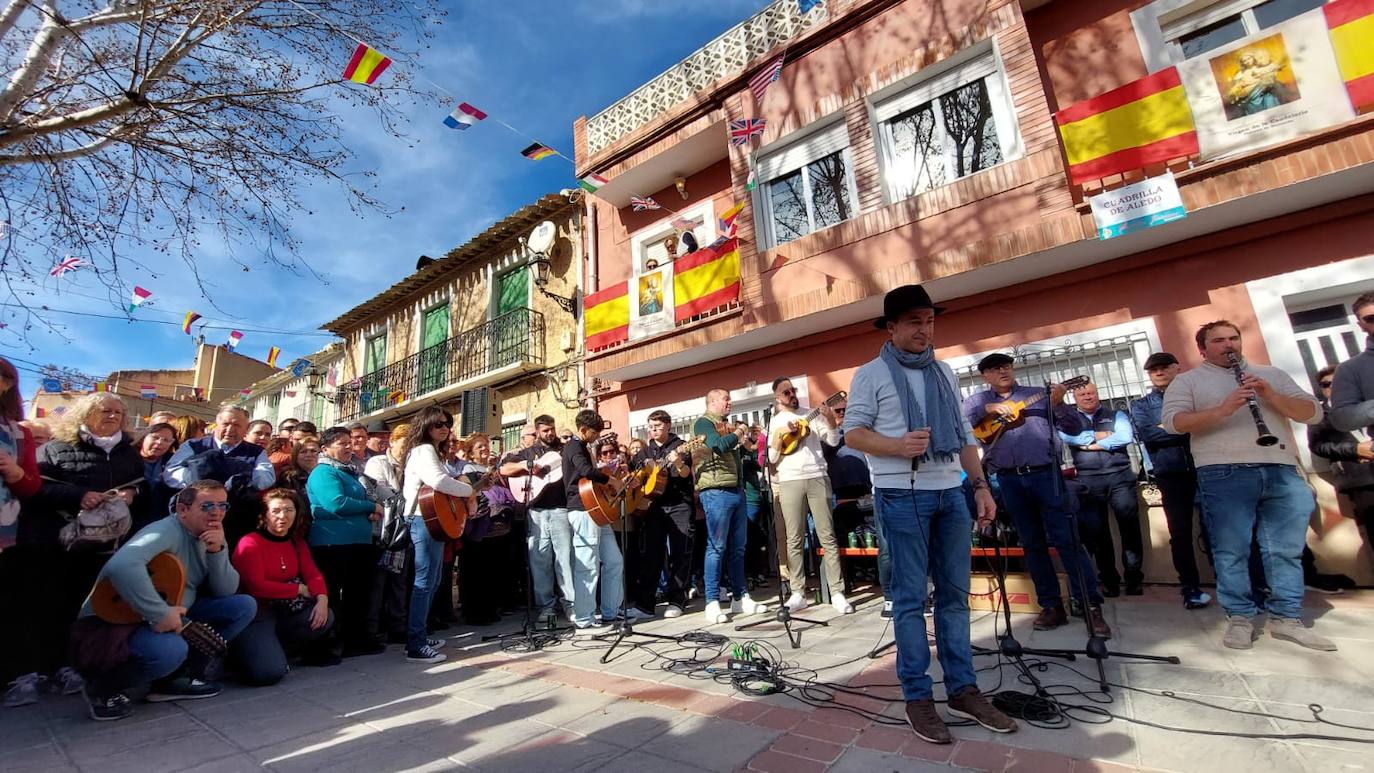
[586,196,598,294]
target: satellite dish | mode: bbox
[527,221,557,255]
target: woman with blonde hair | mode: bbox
[169,415,206,445]
[7,392,144,707]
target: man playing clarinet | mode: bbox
[1161,321,1331,652]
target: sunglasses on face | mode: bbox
[198,501,230,513]
[1362,314,1374,324]
[1320,380,1333,388]
[778,389,796,396]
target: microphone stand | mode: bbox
[596,462,680,663]
[483,448,573,646]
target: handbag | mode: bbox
[360,464,411,552]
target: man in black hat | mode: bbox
[1129,353,1211,609]
[963,352,1110,638]
[842,284,1016,745]
[364,419,390,459]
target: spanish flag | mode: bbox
[1054,68,1199,185]
[584,281,630,350]
[182,311,202,335]
[673,237,740,322]
[1326,0,1374,112]
[342,42,392,86]
[267,346,281,368]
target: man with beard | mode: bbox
[500,414,574,626]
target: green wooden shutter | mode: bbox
[364,333,387,373]
[419,305,449,394]
[496,269,528,316]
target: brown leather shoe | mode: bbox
[947,687,1017,734]
[905,698,952,744]
[1088,605,1113,639]
[1033,605,1067,630]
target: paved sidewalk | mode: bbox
[4,584,1374,772]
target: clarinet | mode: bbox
[1224,351,1279,447]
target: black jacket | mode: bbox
[1308,403,1374,492]
[21,434,146,547]
[633,434,693,510]
[562,437,608,505]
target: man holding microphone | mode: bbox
[843,285,1016,745]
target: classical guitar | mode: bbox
[971,376,1091,445]
[418,466,505,541]
[775,390,848,456]
[90,551,227,657]
[628,436,707,515]
[577,469,646,528]
[507,450,565,504]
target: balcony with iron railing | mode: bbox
[337,307,546,423]
[582,0,832,159]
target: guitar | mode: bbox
[971,376,1090,445]
[90,551,227,657]
[418,465,506,541]
[507,450,565,504]
[628,436,707,515]
[775,390,848,456]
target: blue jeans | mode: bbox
[873,487,976,701]
[699,487,747,602]
[526,507,574,617]
[125,594,256,686]
[873,503,892,598]
[568,510,624,624]
[1197,464,1313,619]
[999,468,1102,607]
[408,516,445,652]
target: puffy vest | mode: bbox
[1059,406,1133,475]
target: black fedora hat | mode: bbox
[873,284,945,329]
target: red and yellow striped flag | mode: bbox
[673,238,740,322]
[1326,0,1374,112]
[584,281,630,350]
[342,42,392,86]
[1054,68,1199,185]
[266,346,281,368]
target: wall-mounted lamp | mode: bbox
[674,175,688,200]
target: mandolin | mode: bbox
[90,551,227,657]
[971,376,1090,445]
[775,390,848,456]
[628,436,707,515]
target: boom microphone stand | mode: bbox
[596,484,680,663]
[483,452,573,647]
[736,444,828,648]
[1035,378,1179,692]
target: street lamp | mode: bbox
[525,251,577,319]
[305,366,337,403]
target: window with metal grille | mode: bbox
[460,387,488,436]
[1288,303,1363,392]
[500,421,523,455]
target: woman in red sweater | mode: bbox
[231,488,339,674]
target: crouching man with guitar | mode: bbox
[499,415,574,627]
[563,409,627,630]
[963,354,1109,637]
[75,479,257,721]
[628,410,695,620]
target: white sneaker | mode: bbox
[663,604,684,618]
[880,600,894,619]
[784,592,809,612]
[731,594,769,617]
[704,601,727,625]
[52,667,84,696]
[831,592,855,615]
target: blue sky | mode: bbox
[3,0,771,404]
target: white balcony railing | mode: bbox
[583,0,831,157]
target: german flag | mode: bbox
[673,237,740,322]
[1326,0,1374,112]
[342,43,392,86]
[521,142,557,161]
[584,281,630,350]
[1054,68,1198,185]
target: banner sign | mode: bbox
[1176,9,1355,160]
[629,262,674,341]
[1089,172,1187,240]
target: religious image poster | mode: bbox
[628,263,674,340]
[1177,9,1354,161]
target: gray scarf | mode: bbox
[879,341,963,462]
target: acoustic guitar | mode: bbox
[627,436,707,515]
[418,466,506,541]
[971,376,1090,445]
[507,450,565,504]
[90,551,228,657]
[577,470,646,527]
[775,390,848,456]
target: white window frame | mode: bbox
[627,376,810,436]
[629,199,716,273]
[1132,0,1329,72]
[871,42,1022,204]
[753,120,859,249]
